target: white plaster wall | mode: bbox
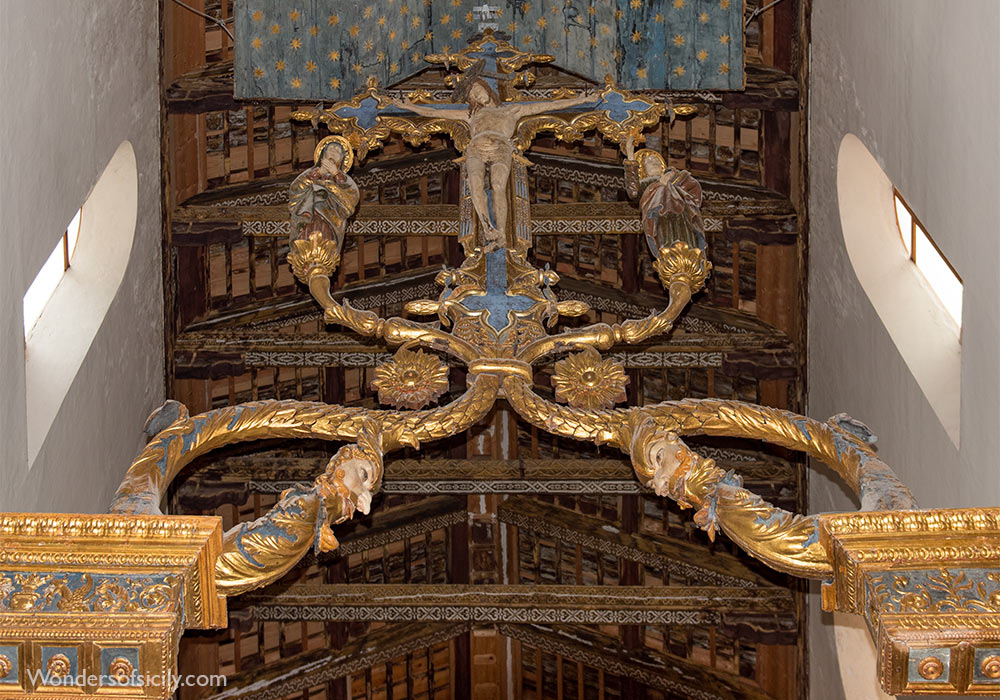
[0,0,163,513]
[808,1,1000,697]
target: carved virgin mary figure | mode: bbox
[625,145,706,256]
[288,135,360,253]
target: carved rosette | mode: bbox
[652,241,712,293]
[372,349,450,409]
[288,232,341,284]
[108,657,134,684]
[551,347,629,411]
[46,654,71,679]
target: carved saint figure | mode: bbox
[394,79,595,249]
[288,135,360,253]
[625,141,706,256]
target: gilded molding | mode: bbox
[0,512,225,699]
[820,508,1000,695]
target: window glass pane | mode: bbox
[66,209,82,261]
[23,209,82,338]
[23,238,67,338]
[894,194,912,256]
[914,224,962,328]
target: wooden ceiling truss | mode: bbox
[162,0,808,697]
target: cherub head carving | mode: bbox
[324,443,382,515]
[312,437,383,553]
[630,419,691,497]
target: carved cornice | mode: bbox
[820,508,1000,695]
[0,513,226,630]
[0,513,227,699]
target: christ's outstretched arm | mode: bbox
[392,98,469,121]
[511,92,597,119]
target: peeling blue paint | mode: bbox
[234,487,312,567]
[790,417,812,441]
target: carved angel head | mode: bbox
[630,419,689,497]
[333,452,377,515]
[324,440,383,515]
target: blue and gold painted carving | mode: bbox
[0,645,19,685]
[39,646,79,686]
[0,572,180,614]
[99,647,141,687]
[234,0,745,101]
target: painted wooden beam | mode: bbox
[172,191,796,239]
[240,583,794,626]
[188,453,795,487]
[167,62,798,115]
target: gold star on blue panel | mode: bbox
[234,0,744,100]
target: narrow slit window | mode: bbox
[23,209,82,338]
[893,190,963,329]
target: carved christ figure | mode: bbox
[393,80,595,249]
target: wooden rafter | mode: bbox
[333,495,466,556]
[181,267,439,332]
[201,621,467,700]
[501,623,778,700]
[499,496,775,589]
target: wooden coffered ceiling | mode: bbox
[162,1,809,698]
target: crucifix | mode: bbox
[392,72,595,248]
[293,30,669,257]
[472,3,501,32]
